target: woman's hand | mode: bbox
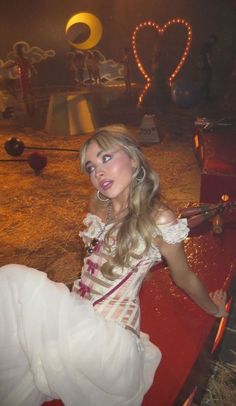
[209,289,228,318]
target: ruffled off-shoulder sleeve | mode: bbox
[79,213,105,244]
[156,218,189,244]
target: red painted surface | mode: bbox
[141,213,235,405]
[194,127,236,203]
[200,172,236,204]
[202,128,236,174]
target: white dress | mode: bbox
[0,214,189,406]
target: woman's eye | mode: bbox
[86,165,95,174]
[85,153,112,173]
[102,154,112,163]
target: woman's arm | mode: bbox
[155,208,228,318]
[159,239,227,317]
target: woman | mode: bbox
[123,47,131,94]
[4,43,37,116]
[0,125,227,406]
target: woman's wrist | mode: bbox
[211,307,221,317]
[205,300,222,317]
[208,290,228,318]
[209,305,228,318]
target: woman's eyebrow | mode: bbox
[85,149,111,168]
[97,150,103,157]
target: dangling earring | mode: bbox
[97,190,110,202]
[135,166,146,184]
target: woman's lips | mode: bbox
[100,180,113,191]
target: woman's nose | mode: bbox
[94,165,104,178]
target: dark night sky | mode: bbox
[0,0,235,85]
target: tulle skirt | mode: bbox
[0,264,161,406]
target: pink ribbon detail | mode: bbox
[86,259,99,275]
[78,281,91,297]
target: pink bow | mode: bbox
[78,281,91,297]
[86,259,99,275]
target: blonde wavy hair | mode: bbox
[80,124,162,279]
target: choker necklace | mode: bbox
[86,202,113,255]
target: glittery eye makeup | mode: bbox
[85,151,114,174]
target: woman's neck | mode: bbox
[111,197,129,215]
[111,203,129,222]
[114,207,129,220]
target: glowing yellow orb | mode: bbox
[65,13,103,50]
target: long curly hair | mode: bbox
[80,124,162,279]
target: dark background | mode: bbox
[0,0,235,87]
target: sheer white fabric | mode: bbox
[0,216,189,406]
[156,218,189,244]
[0,265,160,406]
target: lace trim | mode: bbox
[79,213,189,249]
[156,218,189,244]
[79,213,112,241]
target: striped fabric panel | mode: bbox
[83,270,112,288]
[73,258,155,335]
[94,272,141,334]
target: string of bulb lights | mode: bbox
[131,18,192,106]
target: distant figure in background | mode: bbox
[75,52,85,88]
[67,52,78,85]
[85,51,95,84]
[92,51,101,85]
[123,47,131,94]
[144,36,168,114]
[4,43,37,116]
[85,51,101,86]
[197,34,218,102]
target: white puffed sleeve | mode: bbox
[79,213,104,245]
[156,218,189,244]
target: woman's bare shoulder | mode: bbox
[153,204,178,226]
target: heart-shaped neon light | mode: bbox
[132,19,192,106]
